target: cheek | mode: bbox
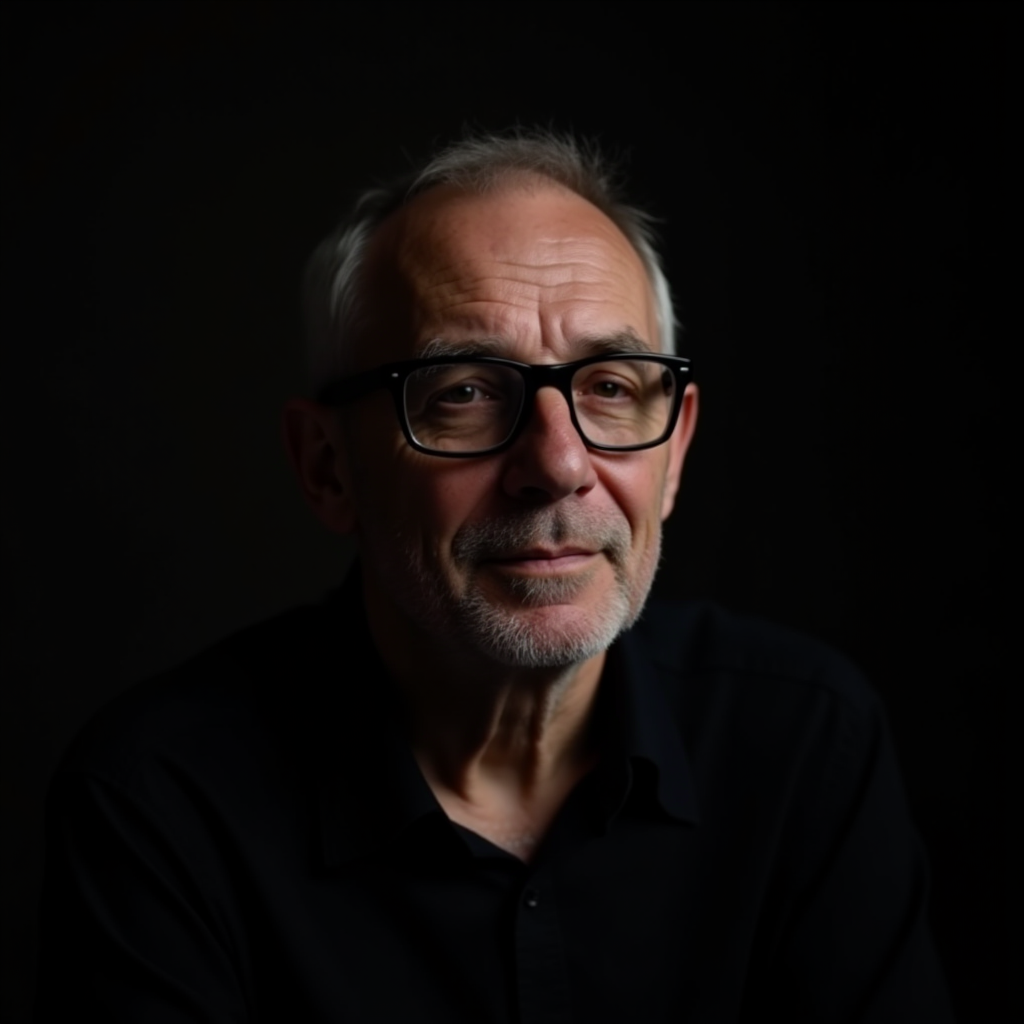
[370,459,503,542]
[597,456,669,536]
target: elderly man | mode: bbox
[35,131,954,1023]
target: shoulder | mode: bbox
[55,598,332,793]
[633,599,876,715]
[629,602,894,823]
[627,603,884,775]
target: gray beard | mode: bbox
[391,505,660,669]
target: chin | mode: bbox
[459,590,637,669]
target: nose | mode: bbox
[500,386,598,503]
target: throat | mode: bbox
[442,800,551,863]
[454,813,545,861]
[427,751,598,864]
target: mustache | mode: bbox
[450,506,631,566]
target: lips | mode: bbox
[485,549,601,579]
[492,547,596,562]
[450,507,631,572]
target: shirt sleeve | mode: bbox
[744,689,956,1023]
[34,768,248,1024]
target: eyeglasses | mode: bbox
[318,352,692,458]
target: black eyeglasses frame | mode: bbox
[317,352,693,458]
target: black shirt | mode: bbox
[35,570,954,1022]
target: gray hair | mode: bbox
[302,130,678,396]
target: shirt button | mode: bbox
[524,889,540,909]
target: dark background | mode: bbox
[2,2,1020,1020]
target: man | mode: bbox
[35,131,954,1022]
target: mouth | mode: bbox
[487,548,600,575]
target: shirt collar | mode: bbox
[604,623,701,826]
[309,566,699,868]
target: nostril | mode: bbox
[518,485,552,503]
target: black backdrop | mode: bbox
[2,2,1020,1021]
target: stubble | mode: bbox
[379,505,661,669]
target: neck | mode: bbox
[361,566,605,831]
[399,650,604,798]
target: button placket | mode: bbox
[514,869,573,1023]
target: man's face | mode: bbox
[338,181,695,669]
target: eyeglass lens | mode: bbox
[402,359,677,453]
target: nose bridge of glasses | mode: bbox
[518,363,584,435]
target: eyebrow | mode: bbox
[573,331,654,357]
[417,330,655,361]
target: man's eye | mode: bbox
[581,377,637,400]
[436,383,491,404]
[438,385,474,404]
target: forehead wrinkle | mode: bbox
[412,256,647,316]
[407,235,645,285]
[418,327,652,363]
[370,183,660,360]
[414,293,651,353]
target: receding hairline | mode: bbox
[302,129,680,395]
[367,173,656,274]
[353,177,662,360]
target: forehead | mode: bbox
[357,180,658,366]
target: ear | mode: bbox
[660,383,699,521]
[281,398,358,535]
